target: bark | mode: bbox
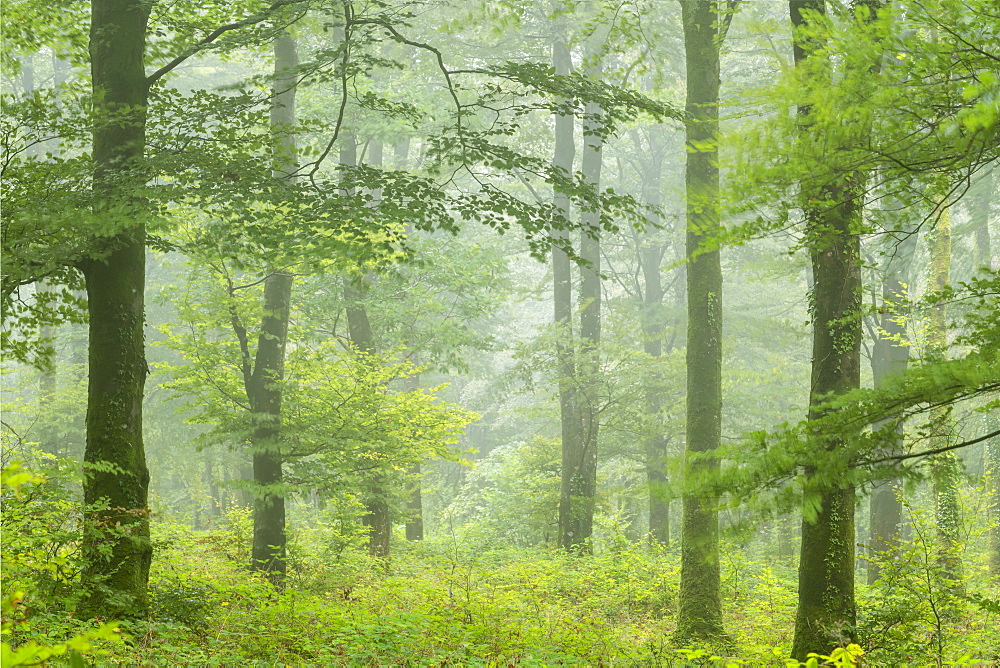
[78,0,152,619]
[249,271,293,583]
[249,32,298,586]
[867,225,917,584]
[789,0,867,657]
[927,205,964,594]
[676,0,725,643]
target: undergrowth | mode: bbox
[7,512,994,666]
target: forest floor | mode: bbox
[11,515,1000,667]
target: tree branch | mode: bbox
[864,427,1000,466]
[145,0,309,86]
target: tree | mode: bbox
[551,17,584,553]
[926,201,965,594]
[788,0,869,657]
[866,216,917,584]
[674,0,732,644]
[77,0,154,619]
[243,31,300,587]
[636,122,675,547]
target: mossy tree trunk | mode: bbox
[78,0,153,620]
[249,269,294,584]
[675,0,726,643]
[248,32,299,586]
[788,1,867,657]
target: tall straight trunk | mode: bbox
[249,270,293,583]
[927,205,964,594]
[792,189,861,659]
[640,125,671,546]
[568,65,605,553]
[551,35,584,551]
[789,1,866,657]
[78,0,152,619]
[676,0,725,643]
[867,226,917,584]
[249,32,298,585]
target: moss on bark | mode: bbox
[675,0,726,644]
[78,0,152,620]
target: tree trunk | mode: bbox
[550,34,585,552]
[249,32,298,586]
[640,125,671,547]
[927,204,964,595]
[78,0,152,620]
[249,271,293,584]
[789,0,866,658]
[867,225,917,584]
[567,62,605,553]
[675,0,725,643]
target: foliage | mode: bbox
[156,264,478,504]
[2,504,991,666]
[0,461,122,666]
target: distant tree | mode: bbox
[925,201,965,595]
[866,216,917,584]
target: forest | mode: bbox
[1,0,998,665]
